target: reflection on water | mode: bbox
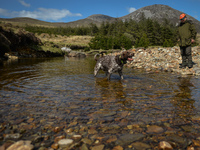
[171,77,195,122]
[95,78,126,100]
[0,57,200,148]
[0,57,200,120]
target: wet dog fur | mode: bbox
[94,51,134,80]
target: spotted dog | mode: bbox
[94,51,134,80]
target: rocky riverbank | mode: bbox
[127,46,200,76]
[0,24,62,61]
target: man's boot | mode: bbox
[179,56,187,68]
[187,61,193,68]
[188,56,193,68]
[179,62,187,68]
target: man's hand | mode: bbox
[191,39,195,43]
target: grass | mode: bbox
[37,34,93,47]
[37,34,93,53]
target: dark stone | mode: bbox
[116,133,146,146]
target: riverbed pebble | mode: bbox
[146,125,164,134]
[7,140,33,150]
[58,139,73,149]
[158,141,173,150]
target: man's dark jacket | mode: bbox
[178,20,197,47]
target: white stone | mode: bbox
[58,139,73,148]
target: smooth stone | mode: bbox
[117,133,146,145]
[167,134,186,145]
[158,141,173,150]
[91,144,105,150]
[112,145,123,150]
[7,140,33,150]
[65,128,74,133]
[53,126,61,133]
[191,115,200,121]
[81,138,93,145]
[54,135,65,143]
[51,143,59,149]
[195,69,200,75]
[4,133,22,140]
[192,139,200,147]
[58,139,73,148]
[103,111,116,117]
[88,128,98,134]
[181,125,196,133]
[146,125,164,134]
[72,134,82,141]
[80,143,89,150]
[131,142,151,150]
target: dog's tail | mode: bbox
[94,53,100,61]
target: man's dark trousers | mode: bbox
[180,46,193,68]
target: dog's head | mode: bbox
[119,51,134,64]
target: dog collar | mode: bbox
[119,55,124,64]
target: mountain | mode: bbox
[0,14,116,27]
[0,4,200,32]
[0,17,55,27]
[87,14,116,22]
[58,14,116,27]
[120,4,200,32]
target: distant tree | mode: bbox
[135,33,150,48]
[146,19,155,45]
[163,39,174,47]
[90,23,99,36]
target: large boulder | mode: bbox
[17,30,41,46]
[0,32,11,57]
[68,51,86,58]
[0,25,60,58]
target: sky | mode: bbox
[0,0,200,23]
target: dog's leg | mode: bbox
[94,68,99,77]
[107,69,113,80]
[105,71,109,76]
[118,70,123,80]
[107,73,111,80]
[94,63,101,77]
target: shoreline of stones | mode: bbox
[126,46,200,77]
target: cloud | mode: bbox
[0,8,82,21]
[128,7,137,13]
[0,8,10,16]
[19,0,30,7]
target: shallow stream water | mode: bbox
[0,57,200,149]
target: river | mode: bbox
[0,57,200,149]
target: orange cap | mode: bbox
[180,14,186,20]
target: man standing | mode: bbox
[178,13,197,68]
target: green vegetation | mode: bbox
[89,18,178,49]
[24,18,178,50]
[25,24,97,36]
